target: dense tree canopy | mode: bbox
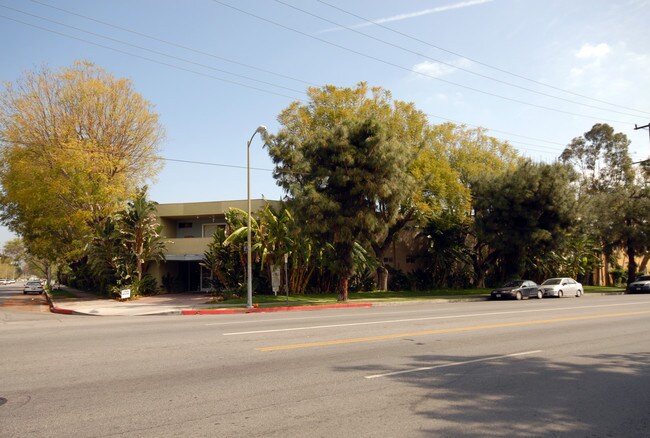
[473,161,578,280]
[0,61,164,263]
[269,116,409,300]
[87,186,166,296]
[268,83,487,291]
[561,123,649,284]
[561,123,634,192]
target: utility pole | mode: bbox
[634,122,650,141]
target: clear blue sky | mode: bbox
[1,0,649,246]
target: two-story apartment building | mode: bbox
[151,198,428,293]
[150,199,272,293]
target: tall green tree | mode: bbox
[268,116,409,300]
[268,83,473,290]
[423,122,521,287]
[87,187,167,296]
[0,61,164,266]
[119,187,167,290]
[561,123,634,193]
[473,161,578,281]
[561,123,649,284]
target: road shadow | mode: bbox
[336,351,650,437]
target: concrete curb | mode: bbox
[43,290,628,316]
[45,290,98,316]
[182,302,373,315]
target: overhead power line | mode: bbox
[272,0,647,119]
[315,0,650,117]
[4,140,294,174]
[0,4,306,96]
[1,4,568,154]
[161,157,274,173]
[0,13,305,102]
[30,0,318,88]
[210,0,633,125]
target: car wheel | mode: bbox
[537,290,543,299]
[23,291,26,295]
[515,291,522,300]
[576,290,582,297]
[558,290,563,298]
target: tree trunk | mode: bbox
[639,253,649,274]
[471,254,486,288]
[376,266,388,291]
[627,239,637,285]
[602,252,610,286]
[337,276,349,302]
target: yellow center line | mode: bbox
[256,310,650,352]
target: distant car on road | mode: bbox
[540,277,583,298]
[491,280,542,300]
[23,281,44,295]
[626,275,650,294]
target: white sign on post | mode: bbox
[271,266,281,296]
[120,289,131,299]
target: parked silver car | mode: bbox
[626,275,650,294]
[23,281,44,295]
[540,277,583,298]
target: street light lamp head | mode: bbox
[255,125,267,135]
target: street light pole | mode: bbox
[247,125,267,309]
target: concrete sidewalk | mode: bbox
[45,286,373,316]
[46,288,221,316]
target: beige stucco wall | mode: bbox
[156,199,270,219]
[165,237,212,257]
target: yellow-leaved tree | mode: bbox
[0,61,164,277]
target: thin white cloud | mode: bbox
[567,43,649,104]
[413,58,473,78]
[576,43,611,59]
[320,0,493,33]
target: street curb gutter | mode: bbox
[182,302,373,315]
[44,290,93,316]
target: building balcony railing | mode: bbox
[164,237,212,256]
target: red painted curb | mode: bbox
[182,308,245,315]
[50,307,75,315]
[182,302,372,315]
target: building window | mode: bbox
[406,255,416,264]
[383,257,393,263]
[178,222,193,229]
[203,223,226,237]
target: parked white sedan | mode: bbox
[540,278,583,298]
[23,281,44,295]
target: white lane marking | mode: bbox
[222,301,650,335]
[365,350,543,379]
[207,298,647,327]
[205,311,376,326]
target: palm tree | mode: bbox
[118,186,167,293]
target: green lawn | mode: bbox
[207,285,625,308]
[209,288,492,308]
[49,288,80,298]
[584,285,625,293]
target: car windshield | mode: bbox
[542,279,562,285]
[635,275,650,282]
[502,280,524,287]
[26,282,41,286]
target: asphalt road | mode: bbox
[1,287,649,437]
